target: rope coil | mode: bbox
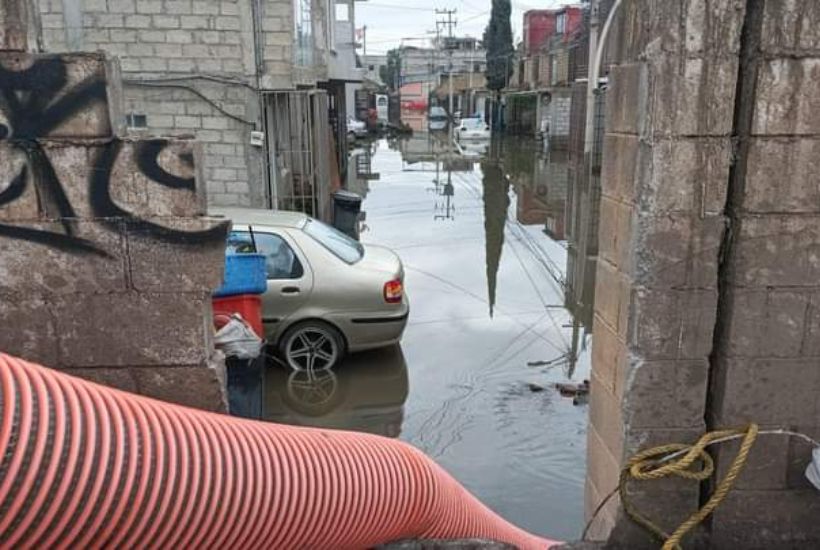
[620,424,759,550]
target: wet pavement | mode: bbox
[264,131,596,541]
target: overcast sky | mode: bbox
[356,0,567,56]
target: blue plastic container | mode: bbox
[213,253,267,297]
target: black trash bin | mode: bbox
[332,190,362,240]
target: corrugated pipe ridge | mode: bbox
[0,353,556,549]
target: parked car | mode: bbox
[211,207,409,371]
[428,106,448,132]
[347,117,368,138]
[456,117,490,141]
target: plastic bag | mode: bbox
[214,314,263,360]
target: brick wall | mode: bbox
[37,0,297,207]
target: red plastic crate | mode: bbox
[213,294,264,338]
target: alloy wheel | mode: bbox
[284,326,340,371]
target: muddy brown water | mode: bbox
[264,134,595,541]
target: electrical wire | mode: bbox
[124,80,257,127]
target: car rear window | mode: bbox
[303,219,364,264]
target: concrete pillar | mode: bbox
[587,1,820,546]
[585,0,744,544]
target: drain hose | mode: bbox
[0,353,557,549]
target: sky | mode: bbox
[356,0,568,56]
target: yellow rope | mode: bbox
[619,424,759,549]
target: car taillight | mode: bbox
[383,279,403,303]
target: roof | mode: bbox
[208,207,308,228]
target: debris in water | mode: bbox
[526,383,546,393]
[555,380,590,403]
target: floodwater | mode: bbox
[264,130,597,541]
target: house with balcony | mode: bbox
[503,4,586,143]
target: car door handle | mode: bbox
[281,286,300,295]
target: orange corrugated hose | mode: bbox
[0,353,558,549]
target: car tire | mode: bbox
[279,320,345,371]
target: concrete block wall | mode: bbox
[707,1,820,546]
[588,1,820,547]
[585,0,743,543]
[36,0,297,207]
[0,51,229,411]
[548,90,572,146]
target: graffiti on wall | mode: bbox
[0,57,227,256]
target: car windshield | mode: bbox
[429,107,447,120]
[303,219,364,264]
[461,118,484,129]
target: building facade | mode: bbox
[37,0,363,216]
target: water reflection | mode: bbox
[256,129,602,539]
[264,346,409,438]
[481,159,509,317]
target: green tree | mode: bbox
[380,48,402,91]
[483,0,514,92]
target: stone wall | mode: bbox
[0,48,229,411]
[587,1,820,547]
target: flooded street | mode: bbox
[265,133,596,541]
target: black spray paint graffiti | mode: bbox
[0,58,227,255]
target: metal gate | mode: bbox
[265,90,331,221]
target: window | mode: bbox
[227,231,304,279]
[125,113,147,129]
[293,0,313,66]
[303,219,364,264]
[335,2,349,22]
[556,13,567,35]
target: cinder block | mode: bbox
[0,52,123,138]
[713,426,790,490]
[648,54,739,137]
[55,292,214,367]
[744,137,820,213]
[633,213,724,290]
[585,424,621,504]
[601,134,638,204]
[753,58,820,136]
[33,138,208,219]
[606,63,646,136]
[62,360,228,412]
[711,357,820,426]
[126,218,228,292]
[597,197,633,273]
[732,214,820,287]
[628,288,718,360]
[638,138,731,215]
[593,261,630,341]
[623,359,709,429]
[723,289,809,359]
[0,221,127,294]
[761,0,820,56]
[588,374,626,462]
[710,490,820,548]
[193,1,220,15]
[591,312,629,399]
[0,295,59,366]
[215,16,240,31]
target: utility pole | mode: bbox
[362,25,367,57]
[436,8,457,131]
